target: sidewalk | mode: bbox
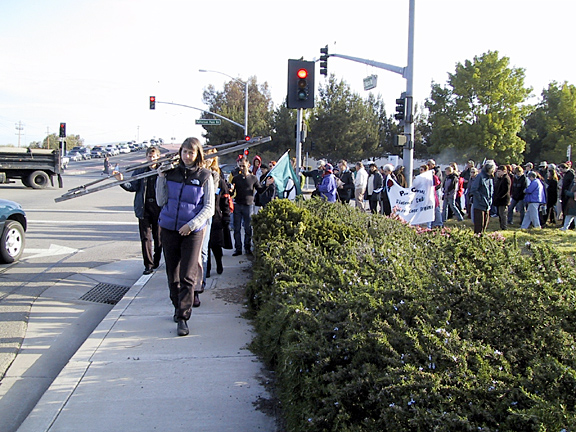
[17,253,277,432]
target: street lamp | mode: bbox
[199,69,248,138]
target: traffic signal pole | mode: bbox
[296,108,303,172]
[322,0,416,186]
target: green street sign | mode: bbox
[195,119,221,125]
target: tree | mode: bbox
[521,81,576,164]
[201,76,274,148]
[35,133,83,151]
[425,51,532,163]
[309,76,381,162]
[270,102,297,159]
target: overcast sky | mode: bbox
[1,0,575,147]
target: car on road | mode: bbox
[118,144,130,154]
[0,199,26,263]
[67,150,83,162]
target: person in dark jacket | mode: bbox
[366,163,383,214]
[507,165,529,225]
[206,165,231,277]
[114,146,162,275]
[336,160,355,204]
[156,137,214,336]
[560,163,576,228]
[470,160,496,234]
[544,168,559,226]
[493,165,511,230]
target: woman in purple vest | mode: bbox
[156,138,214,336]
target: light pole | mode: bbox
[199,69,248,138]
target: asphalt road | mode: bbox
[0,150,159,432]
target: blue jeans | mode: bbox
[442,194,463,222]
[507,198,525,224]
[233,204,253,252]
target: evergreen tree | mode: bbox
[425,51,532,163]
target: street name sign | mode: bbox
[195,119,221,125]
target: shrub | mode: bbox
[248,199,576,432]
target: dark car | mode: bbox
[0,199,26,263]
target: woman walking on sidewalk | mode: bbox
[156,138,214,336]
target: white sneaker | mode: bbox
[560,227,568,231]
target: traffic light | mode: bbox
[59,122,66,138]
[287,59,315,109]
[320,45,329,76]
[395,94,406,124]
[149,96,156,110]
[244,136,251,142]
[244,148,249,158]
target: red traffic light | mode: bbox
[149,96,156,110]
[297,68,308,79]
[245,136,251,142]
[243,148,249,156]
[150,96,155,102]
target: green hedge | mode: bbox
[247,199,576,432]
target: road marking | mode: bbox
[28,220,137,225]
[23,244,81,259]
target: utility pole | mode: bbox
[15,121,24,147]
[319,0,416,186]
[46,126,51,149]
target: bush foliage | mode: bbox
[247,199,576,432]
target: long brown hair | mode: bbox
[180,137,204,166]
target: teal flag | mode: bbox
[268,150,301,199]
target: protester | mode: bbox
[544,168,559,226]
[206,160,232,278]
[559,162,576,228]
[231,157,260,256]
[302,160,326,193]
[507,165,529,226]
[317,163,338,202]
[254,166,277,207]
[379,164,394,216]
[465,167,478,221]
[520,171,546,229]
[354,161,368,209]
[393,165,407,188]
[442,165,464,222]
[493,165,511,230]
[251,155,263,178]
[366,163,383,214]
[559,173,576,231]
[336,160,354,204]
[156,137,214,336]
[470,160,496,234]
[114,146,162,275]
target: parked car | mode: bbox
[67,150,82,162]
[0,199,26,263]
[118,144,130,154]
[78,148,91,160]
[105,145,119,156]
[91,146,104,158]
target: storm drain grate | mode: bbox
[80,283,131,305]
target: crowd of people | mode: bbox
[114,140,576,336]
[304,157,576,235]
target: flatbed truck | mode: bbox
[0,147,64,189]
